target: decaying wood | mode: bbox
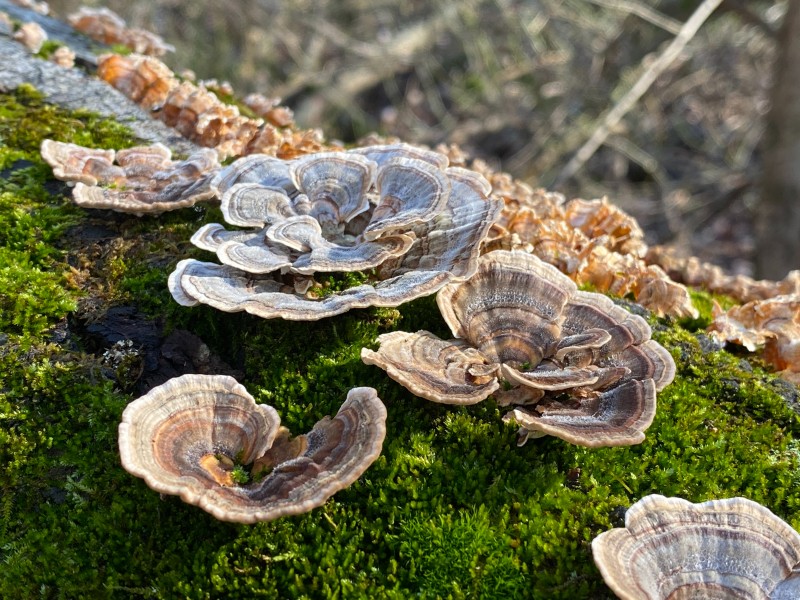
[0,9,200,155]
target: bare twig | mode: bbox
[291,3,462,128]
[583,0,683,35]
[554,0,725,186]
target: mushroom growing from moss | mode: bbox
[118,374,387,523]
[362,250,675,447]
[168,144,503,320]
[41,139,219,215]
[592,494,800,599]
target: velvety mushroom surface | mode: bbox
[168,143,502,320]
[119,374,387,523]
[40,139,219,215]
[362,250,676,447]
[591,495,800,600]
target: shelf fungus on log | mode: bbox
[592,495,800,599]
[68,7,175,57]
[96,53,330,160]
[168,144,503,320]
[647,244,800,304]
[118,374,387,523]
[467,164,698,319]
[708,294,800,385]
[361,250,676,447]
[40,139,220,215]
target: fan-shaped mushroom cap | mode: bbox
[220,183,297,228]
[168,259,451,320]
[591,495,800,599]
[211,154,294,195]
[119,375,387,523]
[560,291,652,361]
[190,223,263,253]
[119,374,281,516]
[290,152,375,225]
[351,142,449,170]
[506,379,656,447]
[362,157,451,241]
[388,167,503,279]
[437,250,577,366]
[216,237,294,275]
[500,362,626,392]
[361,331,499,405]
[598,340,676,391]
[40,140,119,186]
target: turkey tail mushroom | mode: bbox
[119,375,387,523]
[592,495,800,599]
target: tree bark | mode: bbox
[756,0,800,279]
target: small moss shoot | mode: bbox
[34,40,64,61]
[229,464,250,485]
[308,268,376,298]
[1,83,800,599]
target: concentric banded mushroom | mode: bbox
[41,139,219,215]
[361,250,675,447]
[168,144,502,320]
[473,165,698,319]
[119,374,387,523]
[592,495,800,599]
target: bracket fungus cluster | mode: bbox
[40,139,220,215]
[96,53,329,160]
[168,144,503,320]
[647,244,800,304]
[119,374,387,523]
[709,295,800,385]
[68,7,175,57]
[362,250,675,447]
[592,495,800,599]
[446,152,699,319]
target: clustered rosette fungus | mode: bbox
[168,144,503,320]
[118,374,387,523]
[40,139,220,215]
[592,495,800,599]
[362,250,676,447]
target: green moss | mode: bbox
[2,83,800,599]
[0,86,137,338]
[34,40,65,61]
[680,288,739,330]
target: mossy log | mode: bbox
[0,5,799,599]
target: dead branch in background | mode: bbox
[293,5,458,128]
[584,0,682,34]
[554,0,725,186]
